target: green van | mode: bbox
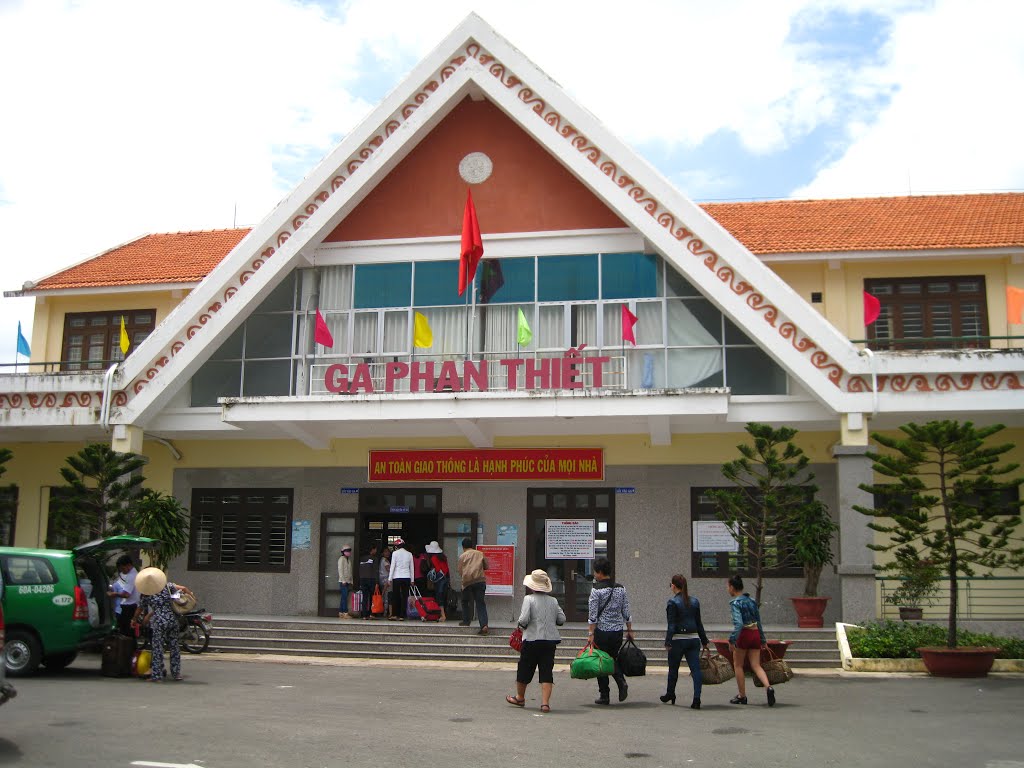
[0,535,159,677]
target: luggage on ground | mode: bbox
[617,638,647,677]
[371,585,385,616]
[410,584,442,622]
[569,643,615,680]
[349,590,362,615]
[406,595,420,620]
[101,634,136,677]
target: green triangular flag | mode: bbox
[516,307,533,346]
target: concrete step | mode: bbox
[205,617,840,667]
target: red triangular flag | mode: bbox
[621,304,638,345]
[458,189,484,296]
[863,291,881,326]
[314,309,334,348]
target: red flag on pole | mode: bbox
[314,309,334,347]
[621,304,638,345]
[458,189,484,296]
[863,291,881,326]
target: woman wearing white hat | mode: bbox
[131,567,195,682]
[425,541,450,621]
[506,569,565,713]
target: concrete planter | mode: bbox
[836,623,1024,673]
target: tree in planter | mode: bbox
[708,422,828,605]
[882,556,941,618]
[855,421,1024,648]
[791,498,839,598]
[49,443,146,548]
[126,489,190,569]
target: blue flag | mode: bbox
[16,322,30,358]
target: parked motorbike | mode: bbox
[178,609,212,654]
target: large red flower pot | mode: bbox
[790,596,830,628]
[712,639,791,671]
[917,647,1000,678]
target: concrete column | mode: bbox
[111,424,144,454]
[833,442,876,623]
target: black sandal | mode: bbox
[729,695,748,705]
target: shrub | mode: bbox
[848,621,1024,659]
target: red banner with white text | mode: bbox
[368,448,604,482]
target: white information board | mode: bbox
[692,521,740,552]
[544,519,596,559]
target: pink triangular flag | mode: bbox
[314,309,334,348]
[621,304,638,345]
[863,292,881,326]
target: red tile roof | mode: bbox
[703,192,1024,254]
[33,229,250,290]
[29,193,1024,290]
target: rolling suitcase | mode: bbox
[410,585,442,622]
[349,590,363,615]
[101,633,136,677]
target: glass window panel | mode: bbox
[383,311,409,353]
[299,312,348,354]
[316,265,353,310]
[191,361,242,406]
[353,312,378,355]
[927,282,952,294]
[957,279,982,293]
[327,517,356,533]
[724,318,757,346]
[605,302,662,346]
[667,349,723,388]
[242,360,291,397]
[133,312,154,325]
[477,257,534,304]
[69,317,86,328]
[414,261,462,306]
[552,493,568,509]
[255,273,296,313]
[668,299,722,345]
[665,266,701,297]
[415,306,465,355]
[67,335,83,347]
[929,303,953,337]
[354,263,412,309]
[538,305,564,348]
[897,282,922,295]
[726,348,787,394]
[537,255,598,301]
[210,326,244,360]
[90,316,107,326]
[624,349,663,388]
[245,314,292,358]
[602,252,660,299]
[571,304,597,348]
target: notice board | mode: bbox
[478,545,515,596]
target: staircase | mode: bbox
[208,616,840,668]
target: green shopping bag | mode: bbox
[570,642,616,680]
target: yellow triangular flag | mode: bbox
[119,316,130,355]
[413,312,433,348]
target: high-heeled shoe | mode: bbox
[690,698,701,710]
[659,693,676,705]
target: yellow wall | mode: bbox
[29,289,189,365]
[769,255,1016,345]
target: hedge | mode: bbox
[847,620,1024,659]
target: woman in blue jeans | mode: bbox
[661,574,709,709]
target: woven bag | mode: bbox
[698,648,735,685]
[753,647,794,686]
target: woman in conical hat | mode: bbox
[131,568,195,682]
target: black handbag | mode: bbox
[617,638,647,677]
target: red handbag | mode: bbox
[509,627,523,653]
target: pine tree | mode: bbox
[50,443,146,547]
[855,421,1024,648]
[709,423,831,605]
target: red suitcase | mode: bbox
[410,585,442,622]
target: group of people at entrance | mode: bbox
[336,538,489,632]
[508,560,776,712]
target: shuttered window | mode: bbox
[61,310,156,371]
[865,276,989,351]
[189,489,292,572]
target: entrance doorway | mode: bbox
[359,488,442,555]
[527,488,615,622]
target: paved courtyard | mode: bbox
[0,654,1021,768]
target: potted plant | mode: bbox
[855,421,1024,677]
[789,497,839,627]
[881,556,941,621]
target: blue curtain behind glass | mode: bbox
[537,254,598,301]
[602,252,658,299]
[354,263,412,308]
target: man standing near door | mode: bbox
[588,557,633,705]
[458,538,489,635]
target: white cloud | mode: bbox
[793,0,1024,198]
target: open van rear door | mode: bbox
[73,536,162,557]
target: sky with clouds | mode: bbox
[1,0,1022,364]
